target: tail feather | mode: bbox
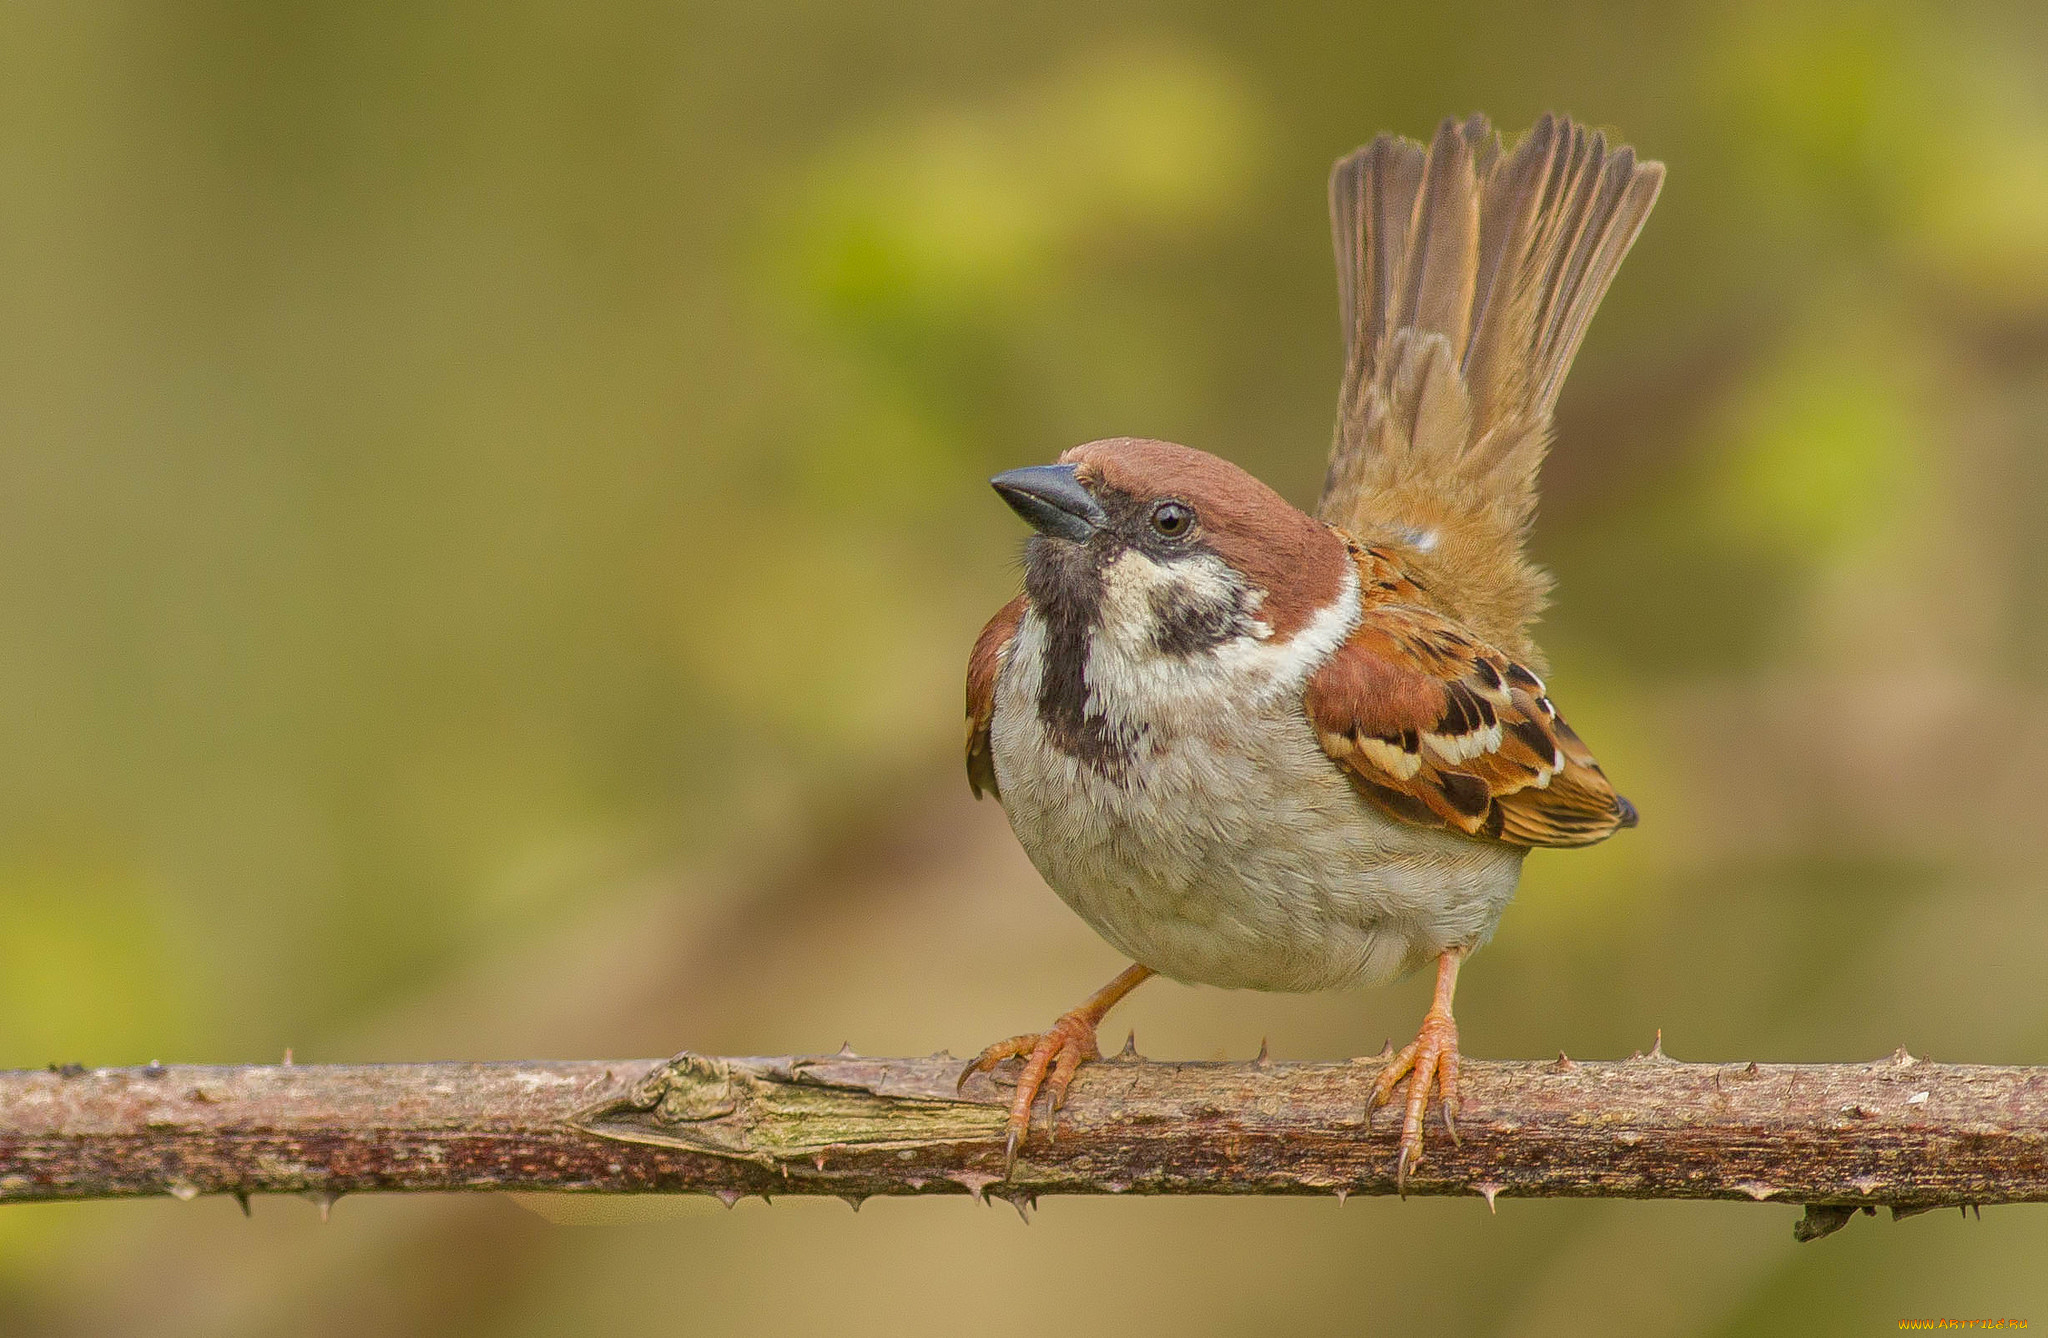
[1319,113,1662,663]
[1394,119,1479,348]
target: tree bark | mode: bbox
[5,1048,2044,1240]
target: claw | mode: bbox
[960,964,1155,1177]
[1044,1041,1089,1140]
[1440,1046,1462,1147]
[961,1016,1100,1174]
[1015,1018,1094,1169]
[1366,948,1466,1191]
[958,1012,1105,1172]
[1369,1008,1460,1191]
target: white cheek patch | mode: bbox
[1093,549,1247,655]
[1082,554,1361,729]
[1093,549,1169,655]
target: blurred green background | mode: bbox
[4,2,2046,1334]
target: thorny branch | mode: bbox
[4,1044,2044,1241]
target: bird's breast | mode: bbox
[988,581,1524,993]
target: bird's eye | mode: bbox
[1150,501,1194,539]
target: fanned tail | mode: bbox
[1318,113,1662,664]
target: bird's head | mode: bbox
[992,438,1352,659]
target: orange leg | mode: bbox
[1369,947,1465,1191]
[958,963,1154,1172]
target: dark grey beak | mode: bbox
[991,464,1105,542]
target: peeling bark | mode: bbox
[4,1049,2044,1240]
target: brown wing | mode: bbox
[966,596,1026,800]
[1304,575,1635,848]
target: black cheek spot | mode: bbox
[1148,578,1253,657]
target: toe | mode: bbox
[966,1010,1110,1174]
[1367,1039,1421,1125]
[1398,1051,1439,1182]
[1438,1046,1462,1144]
[1042,1044,1088,1141]
[1378,1010,1463,1188]
[957,1034,1035,1093]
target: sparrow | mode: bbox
[959,113,1662,1183]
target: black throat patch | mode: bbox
[1020,505,1257,779]
[1023,535,1139,780]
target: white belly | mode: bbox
[989,609,1524,993]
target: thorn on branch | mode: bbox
[1794,1204,1855,1242]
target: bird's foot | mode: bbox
[1369,1005,1461,1192]
[957,1010,1102,1173]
